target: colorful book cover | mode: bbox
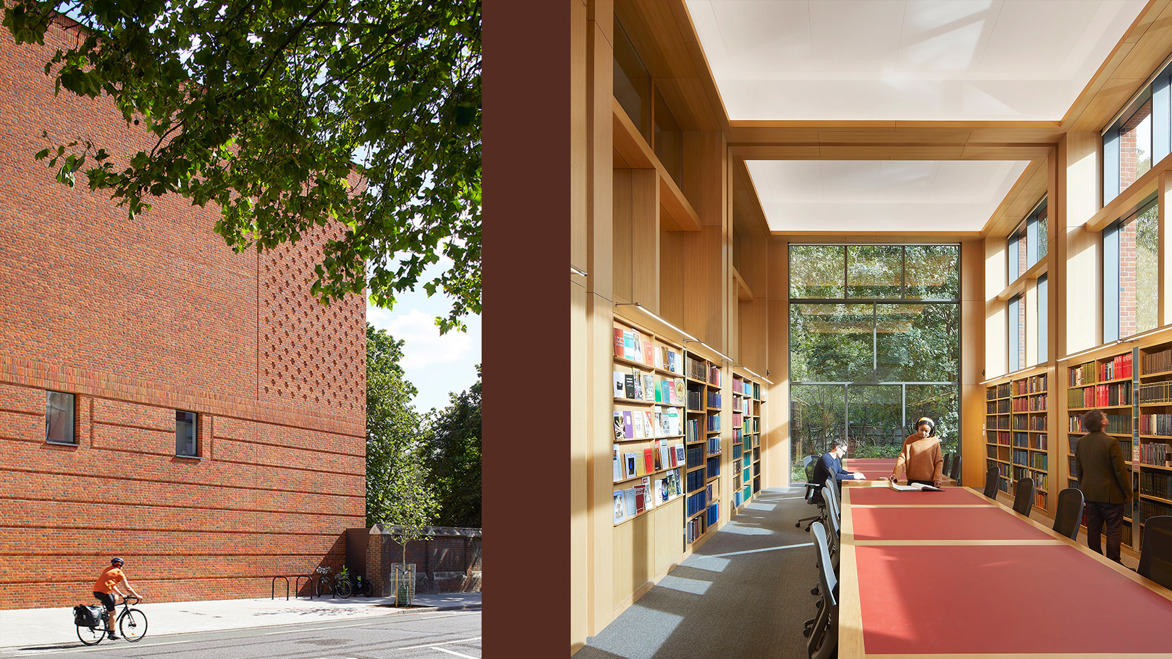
[644,411,655,437]
[623,330,636,361]
[655,477,665,504]
[613,491,626,524]
[660,381,670,403]
[674,379,686,406]
[643,339,653,366]
[675,444,686,466]
[642,477,653,509]
[623,411,634,438]
[642,373,655,401]
[643,447,654,473]
[614,328,624,358]
[625,452,638,480]
[630,332,641,362]
[624,373,635,399]
[634,484,646,514]
[632,373,643,400]
[613,412,624,440]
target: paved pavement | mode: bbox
[0,591,481,652]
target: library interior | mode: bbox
[569,1,1172,656]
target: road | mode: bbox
[3,610,482,659]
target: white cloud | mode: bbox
[384,309,475,369]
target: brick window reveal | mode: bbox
[1106,199,1158,341]
[45,391,75,444]
[176,410,198,457]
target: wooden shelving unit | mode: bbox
[611,319,687,527]
[1136,344,1172,545]
[684,351,721,545]
[1011,373,1050,511]
[1066,351,1135,548]
[731,372,763,512]
[985,382,1012,495]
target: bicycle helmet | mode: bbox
[111,557,124,566]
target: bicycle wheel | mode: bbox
[336,577,352,599]
[315,575,331,598]
[119,608,148,642]
[76,623,104,646]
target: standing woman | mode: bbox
[891,417,945,488]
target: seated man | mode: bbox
[811,439,863,504]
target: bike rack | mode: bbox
[295,575,313,599]
[271,576,289,600]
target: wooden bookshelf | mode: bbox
[985,381,1011,495]
[1010,372,1050,511]
[731,372,763,513]
[1065,350,1135,549]
[684,350,721,545]
[610,319,688,527]
[1137,343,1172,546]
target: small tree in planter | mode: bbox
[383,460,438,606]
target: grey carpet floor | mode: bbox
[575,487,820,659]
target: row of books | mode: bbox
[612,469,683,525]
[995,399,1011,413]
[685,511,708,543]
[707,436,719,456]
[1139,414,1172,437]
[992,431,1010,445]
[1141,347,1172,375]
[613,407,682,440]
[686,467,706,493]
[685,356,722,386]
[686,489,707,517]
[707,415,721,432]
[1138,381,1172,405]
[986,415,1011,429]
[1011,394,1047,412]
[1012,416,1047,431]
[732,377,759,397]
[613,327,685,374]
[1137,442,1171,466]
[1069,353,1134,386]
[707,456,720,480]
[613,442,685,482]
[1139,471,1172,499]
[707,391,721,408]
[686,444,705,470]
[1011,374,1048,395]
[1067,381,1131,408]
[1067,413,1131,434]
[614,370,686,405]
[1139,499,1172,521]
[732,411,743,428]
[988,383,1011,400]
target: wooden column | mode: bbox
[961,238,987,489]
[766,237,791,488]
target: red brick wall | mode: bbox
[0,20,365,608]
[1119,220,1138,338]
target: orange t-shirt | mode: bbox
[93,566,125,594]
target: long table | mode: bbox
[838,484,1172,657]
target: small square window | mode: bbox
[46,391,75,444]
[176,410,198,457]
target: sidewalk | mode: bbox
[0,591,481,651]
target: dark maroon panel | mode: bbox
[856,544,1172,654]
[851,506,1050,541]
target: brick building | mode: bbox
[0,20,365,608]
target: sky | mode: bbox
[366,263,481,415]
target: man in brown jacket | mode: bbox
[1073,409,1133,563]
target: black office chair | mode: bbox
[949,452,962,484]
[796,456,823,531]
[1052,488,1084,540]
[806,521,839,659]
[822,477,842,573]
[982,466,1000,499]
[942,453,953,480]
[1138,515,1172,591]
[1012,477,1034,516]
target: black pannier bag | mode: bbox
[73,604,97,627]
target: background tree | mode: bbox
[365,323,437,529]
[422,366,481,527]
[2,0,481,332]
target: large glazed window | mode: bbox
[1105,199,1159,341]
[1103,60,1172,203]
[613,18,651,142]
[790,244,960,477]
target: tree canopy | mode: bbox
[2,0,481,332]
[422,366,481,527]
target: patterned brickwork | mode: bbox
[0,21,365,609]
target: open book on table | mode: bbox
[887,479,942,492]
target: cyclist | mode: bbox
[92,557,142,640]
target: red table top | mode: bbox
[847,486,991,507]
[850,505,1052,541]
[855,544,1172,654]
[843,458,897,480]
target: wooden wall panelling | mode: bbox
[659,227,686,330]
[766,238,790,488]
[961,239,987,489]
[612,170,635,303]
[681,131,728,345]
[632,170,661,310]
[585,0,615,639]
[570,0,589,650]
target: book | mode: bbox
[674,444,686,467]
[643,448,654,473]
[624,373,635,399]
[644,411,655,437]
[613,328,624,358]
[613,372,625,398]
[613,444,621,481]
[643,339,653,366]
[887,480,943,492]
[624,488,637,518]
[642,373,655,401]
[613,491,626,524]
[613,413,623,440]
[623,411,634,438]
[634,483,646,513]
[632,412,645,439]
[625,452,638,480]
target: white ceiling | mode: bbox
[686,0,1149,122]
[684,0,1148,233]
[745,160,1030,232]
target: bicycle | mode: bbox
[74,595,147,645]
[314,566,352,599]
